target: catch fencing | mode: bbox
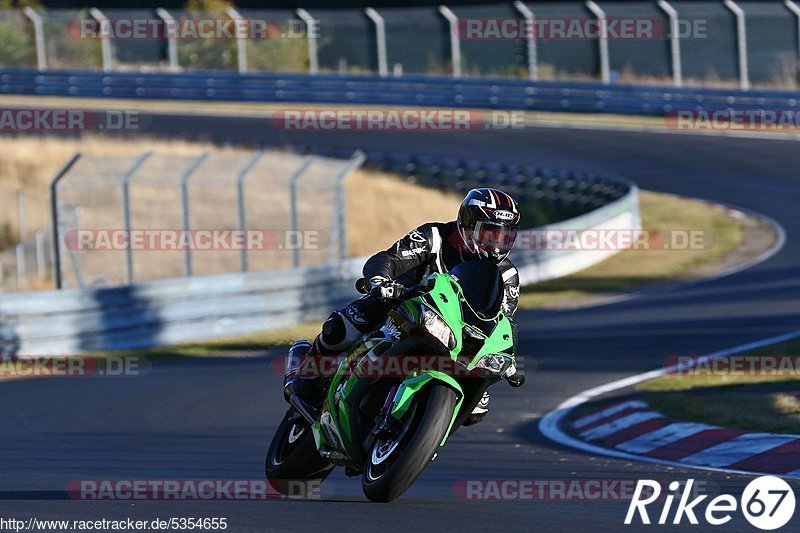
[0,149,364,292]
[50,149,364,289]
[1,2,799,87]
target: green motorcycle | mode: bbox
[265,260,523,502]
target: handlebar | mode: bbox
[355,277,409,301]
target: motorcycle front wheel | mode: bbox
[361,384,457,503]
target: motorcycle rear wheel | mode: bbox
[265,409,335,497]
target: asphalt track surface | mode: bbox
[2,112,800,532]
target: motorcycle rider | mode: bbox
[285,187,524,425]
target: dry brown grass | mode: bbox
[0,135,251,239]
[0,135,460,289]
[518,191,747,308]
[346,170,461,256]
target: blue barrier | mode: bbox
[2,68,799,116]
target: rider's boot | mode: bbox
[283,338,329,408]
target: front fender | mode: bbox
[390,371,463,446]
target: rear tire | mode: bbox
[265,410,334,497]
[361,384,457,502]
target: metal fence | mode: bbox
[1,2,799,87]
[42,149,364,290]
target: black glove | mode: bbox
[369,276,406,300]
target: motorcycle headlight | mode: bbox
[474,354,513,375]
[422,308,455,350]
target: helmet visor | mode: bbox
[471,221,518,257]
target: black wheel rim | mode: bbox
[272,418,306,466]
[366,401,419,482]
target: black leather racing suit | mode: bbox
[317,221,520,355]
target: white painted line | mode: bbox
[539,328,800,480]
[681,433,799,468]
[580,412,664,441]
[574,400,648,429]
[616,422,716,455]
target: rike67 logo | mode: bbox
[626,476,796,530]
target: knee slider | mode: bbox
[320,313,347,347]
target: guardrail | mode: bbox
[1,68,798,116]
[0,156,638,356]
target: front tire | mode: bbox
[361,384,457,502]
[266,410,334,497]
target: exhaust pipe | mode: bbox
[288,393,317,426]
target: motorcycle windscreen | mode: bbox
[448,260,503,320]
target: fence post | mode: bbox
[365,8,388,77]
[35,230,46,279]
[657,0,683,87]
[288,156,317,268]
[89,8,114,72]
[296,8,319,75]
[585,1,610,84]
[23,7,47,71]
[64,206,86,288]
[226,7,248,73]
[787,1,800,65]
[120,152,153,285]
[514,2,538,81]
[178,152,210,277]
[438,6,462,78]
[15,244,25,289]
[16,190,26,243]
[156,8,179,71]
[49,152,82,290]
[330,151,366,264]
[724,0,749,90]
[235,151,265,272]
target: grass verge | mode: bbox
[635,339,800,434]
[517,191,750,309]
[4,95,800,137]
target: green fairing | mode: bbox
[423,273,514,362]
[468,317,514,368]
[390,371,464,445]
